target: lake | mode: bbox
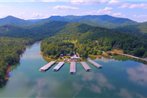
[0,42,147,98]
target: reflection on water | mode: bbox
[0,42,147,98]
[127,64,147,86]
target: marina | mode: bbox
[88,58,102,68]
[39,59,102,73]
[80,62,91,71]
[70,62,76,74]
[53,62,64,71]
[39,61,56,71]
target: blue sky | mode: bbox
[0,0,147,22]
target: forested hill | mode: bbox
[0,18,146,57]
[48,15,137,28]
[0,15,137,28]
[115,22,147,34]
[0,21,68,41]
[0,16,35,27]
[41,23,147,59]
[0,15,146,35]
[0,37,32,87]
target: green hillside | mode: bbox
[0,37,32,87]
[48,15,137,28]
[0,21,68,40]
[41,23,147,59]
[115,22,147,34]
[0,15,138,29]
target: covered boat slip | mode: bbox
[53,62,65,71]
[70,62,76,74]
[39,59,102,73]
[39,61,56,71]
[80,62,91,71]
[87,58,102,68]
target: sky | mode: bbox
[0,0,147,22]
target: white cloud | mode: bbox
[118,88,133,98]
[97,7,125,18]
[108,0,120,4]
[127,64,147,86]
[120,3,147,9]
[36,0,68,2]
[0,0,120,4]
[97,7,113,14]
[133,14,147,18]
[53,5,79,10]
[70,0,121,4]
[70,0,108,4]
[112,12,123,17]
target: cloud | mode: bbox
[108,0,120,4]
[112,12,124,17]
[120,3,147,9]
[97,7,113,14]
[70,0,108,4]
[32,0,68,2]
[133,14,147,22]
[95,73,115,90]
[127,64,147,85]
[118,88,133,98]
[70,0,121,4]
[118,88,146,98]
[97,7,125,17]
[53,5,79,10]
[23,52,41,59]
[90,84,101,93]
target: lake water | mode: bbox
[0,42,147,98]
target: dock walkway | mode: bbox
[53,62,64,71]
[88,58,102,68]
[70,62,76,74]
[39,61,56,71]
[80,62,91,71]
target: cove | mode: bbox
[0,42,147,98]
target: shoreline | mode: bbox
[116,53,147,63]
[41,52,147,64]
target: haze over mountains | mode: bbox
[0,15,146,35]
[0,15,140,28]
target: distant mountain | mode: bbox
[138,22,147,34]
[0,15,146,39]
[0,15,138,29]
[0,21,68,40]
[0,16,28,26]
[0,25,31,37]
[48,15,138,28]
[115,22,147,34]
[0,16,42,27]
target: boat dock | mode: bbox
[39,61,56,72]
[70,62,76,74]
[53,62,64,71]
[88,58,102,68]
[80,62,91,71]
[39,59,103,73]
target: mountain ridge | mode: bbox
[0,15,140,27]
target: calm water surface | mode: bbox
[0,42,147,98]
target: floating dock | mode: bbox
[39,61,56,72]
[80,62,91,71]
[70,62,76,74]
[88,58,102,68]
[53,62,64,71]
